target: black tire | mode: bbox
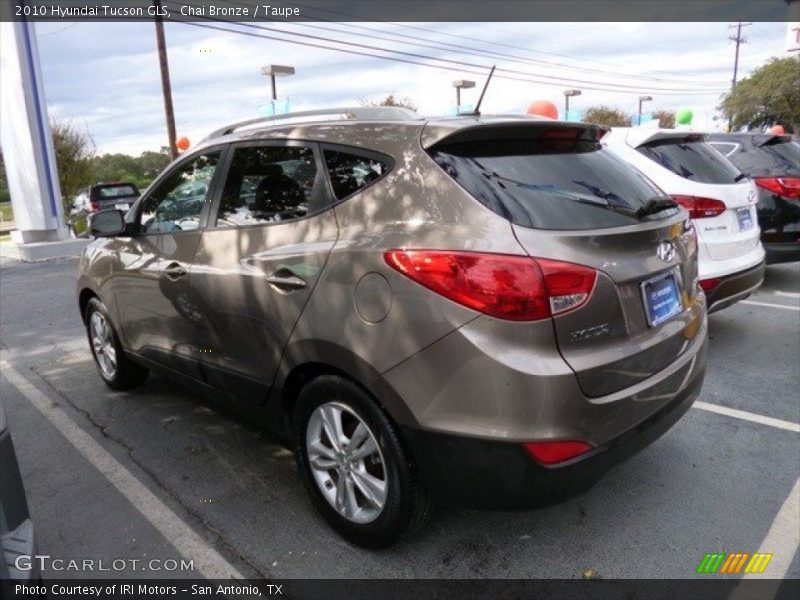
[84,297,148,390]
[292,375,433,548]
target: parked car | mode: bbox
[707,133,800,264]
[68,182,140,237]
[0,396,38,587]
[77,108,708,547]
[603,128,765,313]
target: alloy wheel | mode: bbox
[90,311,117,378]
[306,401,387,524]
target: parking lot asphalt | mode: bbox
[1,256,798,581]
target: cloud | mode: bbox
[33,20,787,154]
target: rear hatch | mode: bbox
[91,183,140,211]
[425,121,701,397]
[633,133,759,261]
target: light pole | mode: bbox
[453,79,475,112]
[261,64,295,102]
[638,95,653,125]
[153,0,177,160]
[563,89,581,119]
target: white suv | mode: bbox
[603,128,764,313]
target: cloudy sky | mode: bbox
[32,19,787,155]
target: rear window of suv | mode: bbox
[430,136,673,230]
[95,184,138,198]
[709,137,800,178]
[636,139,741,184]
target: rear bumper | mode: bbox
[764,241,800,265]
[704,260,765,314]
[401,350,706,510]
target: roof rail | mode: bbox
[203,106,421,141]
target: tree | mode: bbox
[582,105,632,127]
[51,119,95,213]
[0,152,9,204]
[652,109,676,129]
[359,93,418,112]
[91,150,170,190]
[138,150,171,180]
[720,57,800,133]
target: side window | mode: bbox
[139,152,220,234]
[324,150,390,200]
[216,145,317,227]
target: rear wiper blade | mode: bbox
[471,164,637,217]
[734,172,749,182]
[635,196,678,219]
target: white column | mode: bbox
[0,20,67,243]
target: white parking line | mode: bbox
[740,300,800,311]
[748,478,800,579]
[773,291,800,300]
[693,401,800,433]
[0,360,245,580]
[730,478,800,600]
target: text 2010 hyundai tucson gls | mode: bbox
[77,108,708,547]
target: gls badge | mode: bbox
[657,240,676,262]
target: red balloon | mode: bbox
[176,136,190,151]
[526,100,559,120]
[767,125,785,135]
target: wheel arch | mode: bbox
[275,340,420,439]
[78,287,99,322]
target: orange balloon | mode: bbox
[767,125,785,135]
[526,100,559,120]
[176,136,190,151]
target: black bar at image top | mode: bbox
[0,0,791,23]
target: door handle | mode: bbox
[267,270,306,292]
[163,263,187,280]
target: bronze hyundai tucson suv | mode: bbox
[77,107,708,547]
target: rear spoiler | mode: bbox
[624,129,709,148]
[756,134,793,147]
[421,120,608,149]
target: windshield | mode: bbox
[637,140,741,184]
[431,138,674,230]
[710,138,800,178]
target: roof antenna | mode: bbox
[470,65,496,116]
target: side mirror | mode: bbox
[90,209,127,237]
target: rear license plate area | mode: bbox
[641,272,681,327]
[736,206,753,231]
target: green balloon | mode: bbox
[676,109,693,125]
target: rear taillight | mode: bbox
[90,201,100,212]
[755,177,800,199]
[539,259,597,316]
[383,250,596,321]
[671,195,727,219]
[699,278,721,292]
[523,440,593,465]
